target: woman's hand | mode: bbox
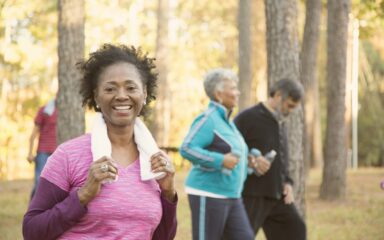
[151,151,176,202]
[222,153,239,170]
[77,156,118,206]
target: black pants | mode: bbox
[243,196,306,240]
[188,195,254,240]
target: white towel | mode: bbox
[91,112,166,181]
[43,99,56,116]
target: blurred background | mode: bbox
[0,0,383,239]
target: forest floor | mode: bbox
[0,168,383,240]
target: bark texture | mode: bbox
[320,0,350,200]
[300,0,323,170]
[238,0,252,110]
[265,0,305,216]
[57,0,85,144]
[153,0,171,147]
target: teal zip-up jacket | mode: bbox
[180,101,248,198]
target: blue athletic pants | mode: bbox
[188,194,254,240]
[31,152,50,199]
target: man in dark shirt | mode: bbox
[234,79,306,240]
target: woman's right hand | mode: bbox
[222,153,239,170]
[77,156,118,206]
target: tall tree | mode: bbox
[320,0,351,200]
[300,0,323,170]
[251,1,268,102]
[238,0,252,110]
[57,0,85,144]
[153,0,171,147]
[265,0,305,216]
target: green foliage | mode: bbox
[352,0,384,38]
[2,0,384,178]
[0,0,242,179]
[358,41,384,166]
[168,0,238,145]
[363,40,384,75]
[0,0,58,179]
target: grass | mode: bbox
[305,169,384,240]
[0,168,383,240]
[0,180,30,240]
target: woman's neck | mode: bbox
[107,125,135,147]
[107,124,138,167]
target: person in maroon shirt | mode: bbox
[27,99,57,199]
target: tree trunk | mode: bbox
[127,1,142,46]
[238,0,252,110]
[265,0,305,217]
[153,0,171,147]
[312,94,323,168]
[252,1,267,102]
[300,0,323,171]
[57,0,85,144]
[320,0,350,200]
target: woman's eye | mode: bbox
[105,87,115,92]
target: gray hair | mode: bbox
[269,78,304,101]
[203,68,238,100]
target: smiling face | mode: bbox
[94,62,147,128]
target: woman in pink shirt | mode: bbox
[23,44,177,240]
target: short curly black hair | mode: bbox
[78,44,157,116]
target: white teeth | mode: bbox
[114,106,132,110]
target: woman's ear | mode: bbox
[214,90,223,103]
[93,89,99,107]
[143,88,147,100]
[143,88,147,105]
[94,99,100,109]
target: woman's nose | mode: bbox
[116,88,129,100]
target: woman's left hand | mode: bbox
[151,151,176,202]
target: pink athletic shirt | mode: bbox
[41,134,163,239]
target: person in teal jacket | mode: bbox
[180,68,254,240]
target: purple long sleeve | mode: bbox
[22,177,87,240]
[152,194,178,240]
[23,177,178,240]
